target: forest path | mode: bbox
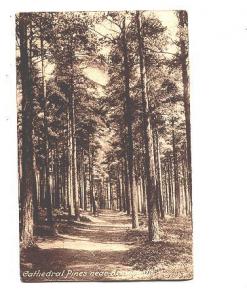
[21,210,138,281]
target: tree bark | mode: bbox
[67,109,74,219]
[83,162,88,211]
[122,15,139,229]
[121,161,126,212]
[69,65,80,220]
[19,13,34,247]
[178,11,192,204]
[32,153,39,224]
[181,154,188,215]
[123,154,131,215]
[88,136,95,214]
[40,30,54,227]
[117,171,122,211]
[136,11,159,241]
[79,150,85,209]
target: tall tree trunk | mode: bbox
[28,20,39,225]
[19,14,34,247]
[88,136,95,214]
[136,11,159,241]
[69,67,80,220]
[67,109,74,218]
[169,155,175,215]
[40,31,54,228]
[122,15,139,229]
[178,11,192,204]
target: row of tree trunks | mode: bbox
[30,101,191,221]
[18,12,192,248]
[33,152,191,216]
[28,128,191,227]
[162,151,191,217]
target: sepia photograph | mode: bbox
[16,10,192,282]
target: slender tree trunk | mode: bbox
[109,170,113,210]
[117,171,122,211]
[136,11,159,241]
[63,155,68,210]
[28,21,39,226]
[67,109,74,218]
[54,144,61,208]
[153,129,165,219]
[107,179,110,209]
[121,161,126,212]
[172,118,180,217]
[32,153,39,224]
[182,155,188,215]
[101,177,105,209]
[122,15,139,229]
[79,150,85,209]
[39,27,55,229]
[69,70,80,220]
[39,165,45,208]
[178,11,192,204]
[154,130,165,219]
[19,14,34,247]
[167,158,172,215]
[170,156,175,215]
[123,155,131,215]
[141,173,147,215]
[163,163,168,214]
[83,162,87,211]
[88,136,95,214]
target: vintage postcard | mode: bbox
[17,10,192,282]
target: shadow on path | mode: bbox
[21,210,135,281]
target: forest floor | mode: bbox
[20,210,193,282]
